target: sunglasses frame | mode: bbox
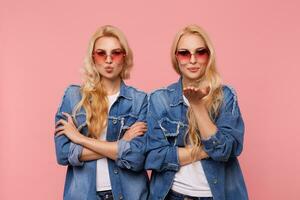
[93,48,126,63]
[176,47,210,64]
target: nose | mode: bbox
[105,55,113,64]
[189,54,197,64]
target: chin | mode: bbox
[99,72,116,79]
[184,72,203,81]
[105,75,120,80]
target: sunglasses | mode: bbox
[93,49,125,63]
[176,48,209,64]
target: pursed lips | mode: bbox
[104,66,114,72]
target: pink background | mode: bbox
[1,0,300,199]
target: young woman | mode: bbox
[54,25,149,200]
[143,25,248,199]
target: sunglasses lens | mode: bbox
[176,50,191,63]
[93,51,106,62]
[176,48,209,64]
[111,50,125,62]
[93,49,125,63]
[195,49,209,60]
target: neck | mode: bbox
[101,77,121,95]
[182,76,204,88]
[182,77,197,88]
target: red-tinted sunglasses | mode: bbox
[93,49,125,63]
[176,48,209,64]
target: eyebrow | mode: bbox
[94,48,123,51]
[177,47,207,51]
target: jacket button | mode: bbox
[213,179,218,184]
[114,169,119,174]
[112,119,117,124]
[213,141,217,145]
[119,195,123,199]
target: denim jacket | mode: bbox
[118,78,248,200]
[54,81,149,200]
[146,78,248,200]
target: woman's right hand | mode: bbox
[195,146,209,160]
[122,122,147,141]
[185,145,209,161]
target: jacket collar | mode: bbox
[118,80,133,100]
[169,77,188,107]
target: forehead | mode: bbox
[94,36,122,50]
[177,34,206,50]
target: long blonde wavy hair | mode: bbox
[171,25,224,159]
[74,25,133,139]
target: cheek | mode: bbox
[113,63,124,75]
[114,57,125,67]
[198,64,207,75]
[115,63,124,70]
[94,63,104,71]
[178,65,191,77]
[177,64,184,74]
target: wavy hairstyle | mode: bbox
[73,25,133,139]
[171,25,224,159]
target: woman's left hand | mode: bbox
[183,86,210,106]
[55,112,85,144]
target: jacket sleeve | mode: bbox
[54,86,84,166]
[144,95,180,172]
[201,86,245,162]
[116,94,148,172]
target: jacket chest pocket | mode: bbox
[121,114,138,129]
[109,114,138,139]
[158,117,188,146]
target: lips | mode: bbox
[104,66,114,73]
[187,67,200,73]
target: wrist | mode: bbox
[196,149,201,160]
[190,101,207,110]
[198,148,209,160]
[78,133,88,145]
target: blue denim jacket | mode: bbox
[119,78,248,200]
[145,78,248,200]
[54,81,149,200]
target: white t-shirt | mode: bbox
[171,95,213,197]
[96,92,119,192]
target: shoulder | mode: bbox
[60,84,82,106]
[222,85,237,100]
[124,85,147,100]
[221,84,240,115]
[57,84,81,112]
[148,82,177,103]
[64,84,81,93]
[62,84,81,99]
[147,83,178,117]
